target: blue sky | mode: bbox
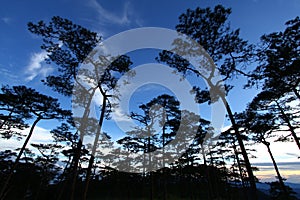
[1,0,300,106]
[0,0,300,182]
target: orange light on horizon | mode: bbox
[254,169,300,183]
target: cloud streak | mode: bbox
[88,0,143,28]
[1,17,12,24]
[25,51,53,81]
[89,0,131,25]
[0,126,53,151]
[0,68,18,80]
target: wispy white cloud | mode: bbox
[0,68,18,80]
[0,126,53,151]
[250,138,300,164]
[112,106,132,122]
[89,0,131,25]
[25,51,54,81]
[88,0,143,29]
[1,17,12,24]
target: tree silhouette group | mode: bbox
[0,4,299,200]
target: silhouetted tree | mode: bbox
[157,5,257,196]
[0,85,70,200]
[219,128,247,187]
[246,16,300,152]
[248,17,300,100]
[28,16,133,199]
[0,85,31,139]
[269,181,297,200]
[249,90,300,150]
[28,16,100,96]
[31,143,63,199]
[28,17,101,199]
[124,95,178,199]
[238,110,289,196]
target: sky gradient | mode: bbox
[0,0,299,183]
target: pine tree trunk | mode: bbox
[275,100,300,150]
[162,104,167,200]
[70,139,82,200]
[232,142,246,188]
[83,155,95,199]
[71,88,97,200]
[264,142,288,195]
[233,148,249,200]
[83,94,107,200]
[201,143,213,199]
[57,156,72,200]
[220,95,257,199]
[201,143,207,166]
[292,88,300,100]
[0,116,41,200]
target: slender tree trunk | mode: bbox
[264,142,288,195]
[275,100,300,150]
[148,136,154,200]
[201,143,212,199]
[142,142,146,198]
[70,139,82,200]
[162,105,167,200]
[201,143,207,166]
[208,146,218,199]
[83,155,95,199]
[232,142,249,200]
[0,116,41,200]
[219,147,230,192]
[232,142,246,188]
[220,95,257,199]
[57,156,72,200]
[292,88,300,100]
[198,63,256,197]
[83,94,107,200]
[70,88,97,200]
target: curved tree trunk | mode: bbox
[83,94,107,200]
[203,75,257,196]
[201,143,213,199]
[0,116,41,200]
[71,88,97,200]
[275,100,300,150]
[263,141,288,195]
[232,142,246,188]
[220,95,257,199]
[56,155,72,200]
[292,88,300,101]
[70,139,82,200]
